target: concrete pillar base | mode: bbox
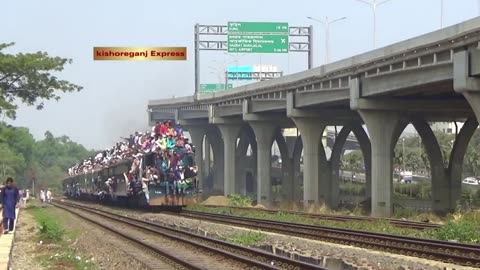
[358,110,402,218]
[291,118,327,207]
[249,122,277,207]
[217,124,242,197]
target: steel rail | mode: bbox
[53,201,327,270]
[178,210,480,267]
[201,205,441,230]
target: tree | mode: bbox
[0,42,82,119]
[465,146,480,176]
[341,151,363,179]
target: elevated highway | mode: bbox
[148,17,480,217]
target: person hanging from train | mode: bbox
[141,172,150,205]
[1,178,20,234]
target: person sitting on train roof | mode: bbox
[175,123,183,137]
[167,123,176,137]
[166,135,176,150]
[156,135,167,152]
[160,121,167,135]
[176,136,185,148]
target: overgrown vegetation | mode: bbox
[393,182,432,199]
[28,205,96,269]
[186,205,480,244]
[437,210,480,244]
[227,194,253,207]
[225,231,266,246]
[339,182,365,196]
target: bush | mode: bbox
[29,208,65,242]
[435,221,480,244]
[227,194,252,207]
[39,219,64,242]
[393,182,431,199]
[339,182,365,196]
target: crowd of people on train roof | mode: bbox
[67,120,194,177]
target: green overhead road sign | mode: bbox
[200,84,233,93]
[228,35,288,53]
[228,22,288,33]
[227,22,289,53]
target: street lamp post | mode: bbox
[440,0,444,28]
[354,0,395,49]
[307,16,346,65]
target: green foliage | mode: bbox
[393,182,431,199]
[0,42,83,119]
[39,219,64,242]
[458,188,480,209]
[226,231,266,246]
[29,206,97,269]
[339,182,365,196]
[227,194,253,207]
[341,150,363,173]
[464,130,480,176]
[0,122,94,189]
[393,204,418,219]
[29,207,65,242]
[435,221,480,244]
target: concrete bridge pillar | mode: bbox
[236,130,256,195]
[357,110,402,218]
[291,118,327,207]
[273,130,294,202]
[248,122,277,207]
[447,117,478,210]
[292,136,303,203]
[185,125,206,193]
[217,124,242,197]
[205,127,224,195]
[204,137,211,179]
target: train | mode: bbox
[62,151,200,210]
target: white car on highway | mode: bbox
[462,177,479,186]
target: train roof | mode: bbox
[62,158,133,183]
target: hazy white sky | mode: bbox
[2,0,478,150]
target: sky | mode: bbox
[2,0,479,150]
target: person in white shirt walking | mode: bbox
[40,189,45,203]
[46,189,52,203]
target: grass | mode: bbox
[225,231,266,246]
[27,204,97,270]
[186,205,480,244]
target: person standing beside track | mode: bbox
[40,189,45,203]
[46,189,52,203]
[1,178,20,234]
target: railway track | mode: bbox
[178,210,480,267]
[52,200,327,270]
[202,205,441,230]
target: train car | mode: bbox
[62,153,199,209]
